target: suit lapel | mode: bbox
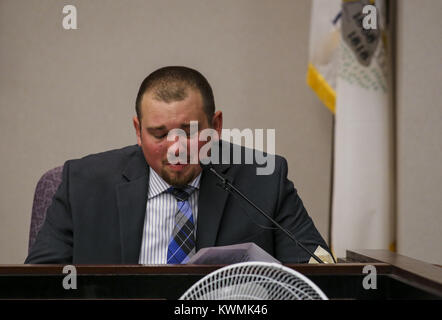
[196,162,233,250]
[116,148,149,263]
[115,141,238,259]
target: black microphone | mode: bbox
[199,160,325,264]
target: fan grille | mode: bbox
[180,262,328,300]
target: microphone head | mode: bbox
[199,159,214,171]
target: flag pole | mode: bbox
[328,114,336,257]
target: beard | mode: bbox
[160,164,201,187]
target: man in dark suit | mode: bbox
[26,66,330,264]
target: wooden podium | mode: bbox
[0,250,440,300]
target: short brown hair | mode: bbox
[135,66,215,124]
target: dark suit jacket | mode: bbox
[25,144,329,264]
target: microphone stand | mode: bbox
[203,163,324,264]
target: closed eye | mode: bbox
[146,127,167,139]
[154,133,168,139]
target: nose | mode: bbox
[166,130,189,162]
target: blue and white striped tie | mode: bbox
[166,186,196,264]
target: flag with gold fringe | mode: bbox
[307,0,395,258]
[306,0,341,113]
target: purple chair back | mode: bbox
[28,166,63,252]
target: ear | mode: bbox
[133,116,142,146]
[212,111,223,139]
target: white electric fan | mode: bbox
[179,262,328,300]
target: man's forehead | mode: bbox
[147,121,202,131]
[141,98,206,129]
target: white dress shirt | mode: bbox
[138,167,201,264]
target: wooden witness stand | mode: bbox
[0,250,440,300]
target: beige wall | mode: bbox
[396,0,442,264]
[0,0,332,263]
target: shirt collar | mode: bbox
[148,167,202,199]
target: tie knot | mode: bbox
[167,186,194,201]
